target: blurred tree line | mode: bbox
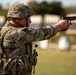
[28,1,76,17]
[28,1,66,17]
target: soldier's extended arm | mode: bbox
[17,26,58,46]
[16,20,70,46]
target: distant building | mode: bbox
[29,15,43,29]
[0,16,5,28]
[44,14,60,26]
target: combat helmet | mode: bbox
[7,3,34,19]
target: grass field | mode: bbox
[33,49,76,75]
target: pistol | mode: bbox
[62,16,76,21]
[61,16,76,31]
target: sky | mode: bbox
[0,0,76,8]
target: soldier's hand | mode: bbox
[54,20,71,32]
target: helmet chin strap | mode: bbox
[11,18,28,27]
[12,19,24,27]
[26,18,28,27]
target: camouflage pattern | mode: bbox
[7,3,34,19]
[0,21,57,75]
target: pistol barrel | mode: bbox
[62,16,76,20]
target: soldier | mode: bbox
[0,3,71,75]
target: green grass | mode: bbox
[33,49,76,75]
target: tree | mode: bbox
[48,2,66,16]
[0,4,2,10]
[28,1,66,16]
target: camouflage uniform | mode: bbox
[0,3,58,75]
